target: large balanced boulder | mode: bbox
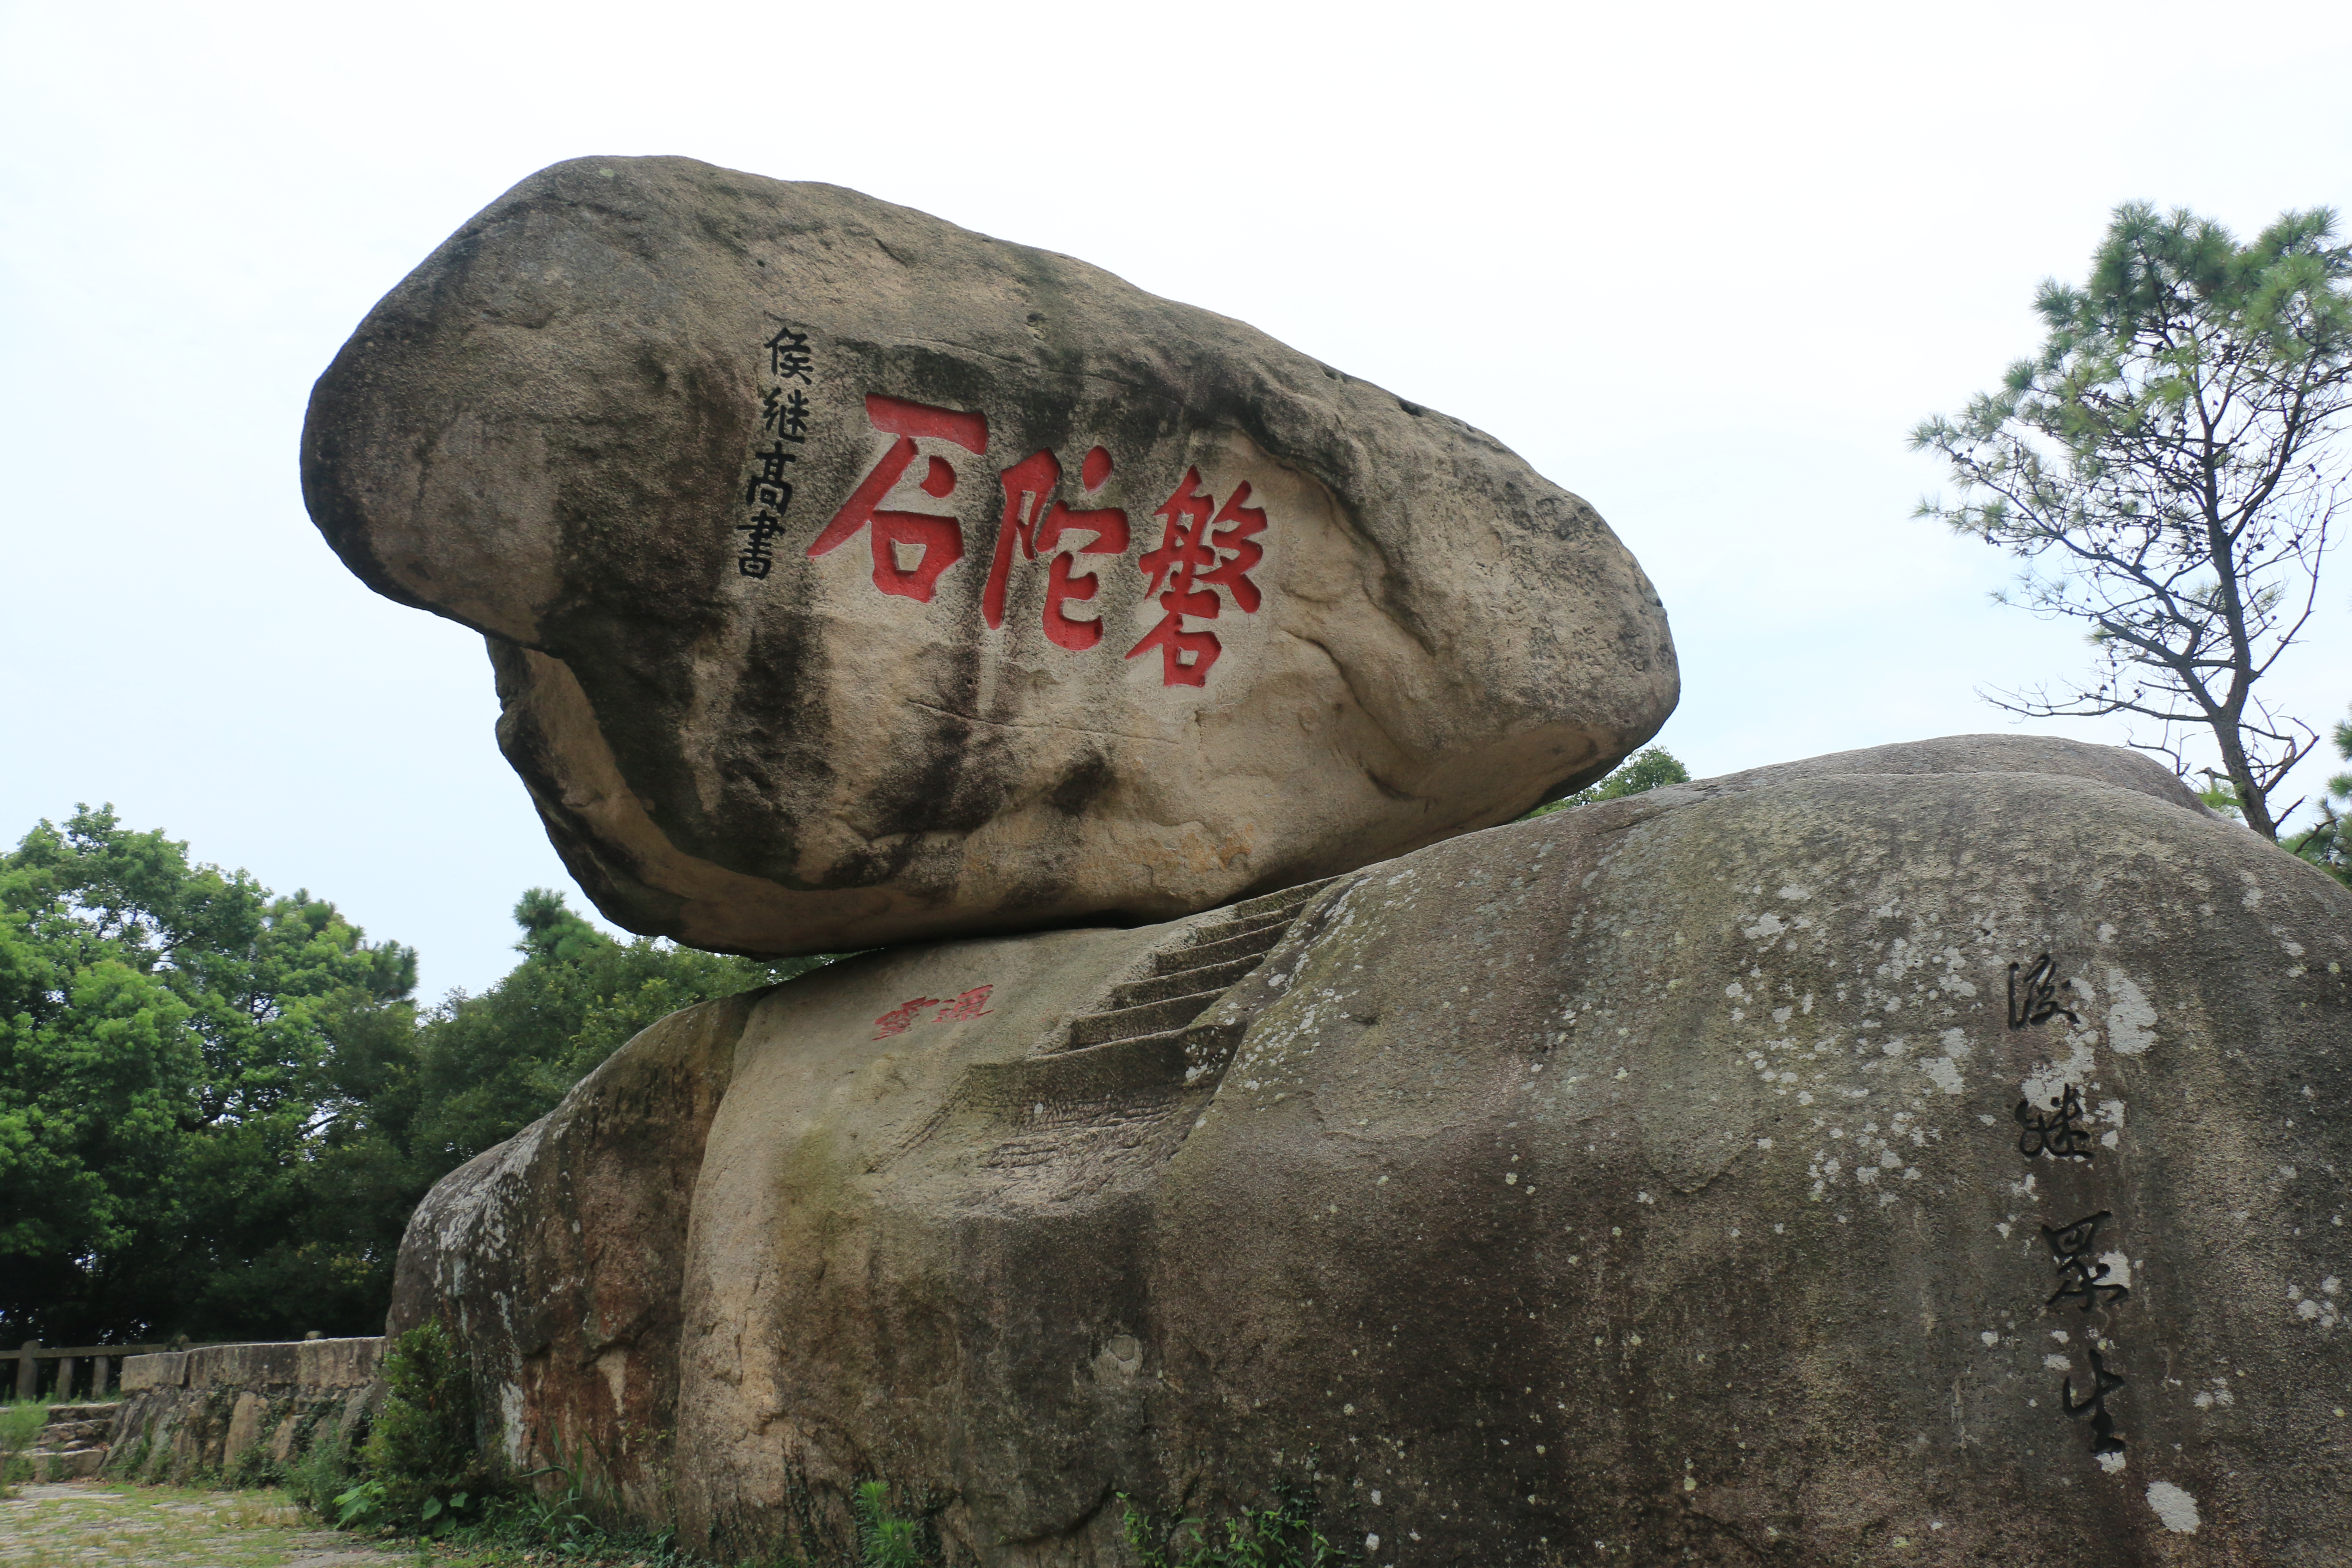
[300,156,1675,956]
[392,735,2352,1565]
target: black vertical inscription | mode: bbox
[739,325,817,579]
[2042,1211,2128,1311]
[1994,952,2135,1461]
[2008,953,2079,1029]
[2015,1083,2097,1161]
[2061,1344,2128,1456]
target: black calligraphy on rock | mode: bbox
[2042,1210,2128,1312]
[2015,1083,2098,1162]
[2062,1344,2128,1457]
[2008,953,2079,1029]
[737,325,817,580]
[1993,960,2135,1462]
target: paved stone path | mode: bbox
[0,1483,407,1568]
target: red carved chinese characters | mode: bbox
[984,446,1131,650]
[983,449,1054,631]
[1199,481,1266,613]
[1126,468,1265,686]
[806,395,990,602]
[793,381,1270,686]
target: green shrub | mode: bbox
[0,1401,48,1496]
[286,1426,360,1520]
[759,1475,943,1568]
[513,1430,609,1550]
[358,1321,485,1529]
[1121,1483,1355,1568]
[332,1476,389,1531]
[113,1433,153,1481]
[226,1441,279,1489]
[855,1480,928,1568]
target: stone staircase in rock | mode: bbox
[28,1402,117,1479]
[1047,875,1338,1065]
[898,877,1339,1192]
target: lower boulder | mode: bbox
[392,735,2352,1565]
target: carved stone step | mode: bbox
[1183,905,1297,949]
[1151,922,1287,976]
[1106,953,1265,1011]
[1064,987,1227,1050]
[43,1403,118,1423]
[31,1448,107,1480]
[888,875,1348,1170]
[38,1418,112,1446]
[1221,876,1341,923]
[958,1030,1193,1115]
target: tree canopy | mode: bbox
[1912,202,2352,840]
[0,808,824,1345]
[2286,704,2352,888]
[0,806,416,1341]
[1525,747,1690,818]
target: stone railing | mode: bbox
[10,1340,203,1403]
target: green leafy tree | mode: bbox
[398,890,830,1172]
[0,806,415,1342]
[3,806,824,1345]
[257,889,828,1335]
[1912,202,2352,841]
[1525,747,1690,818]
[2285,705,2352,888]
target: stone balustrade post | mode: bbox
[14,1341,36,1401]
[56,1355,77,1402]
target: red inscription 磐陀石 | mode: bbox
[807,395,990,602]
[805,392,1269,685]
[1127,468,1266,686]
[984,447,1131,650]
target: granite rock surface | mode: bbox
[392,736,2352,1565]
[303,156,1676,955]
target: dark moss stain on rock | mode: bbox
[1046,753,1117,819]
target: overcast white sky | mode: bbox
[4,0,2348,997]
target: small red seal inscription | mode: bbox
[872,985,996,1039]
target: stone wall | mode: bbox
[103,1338,383,1485]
